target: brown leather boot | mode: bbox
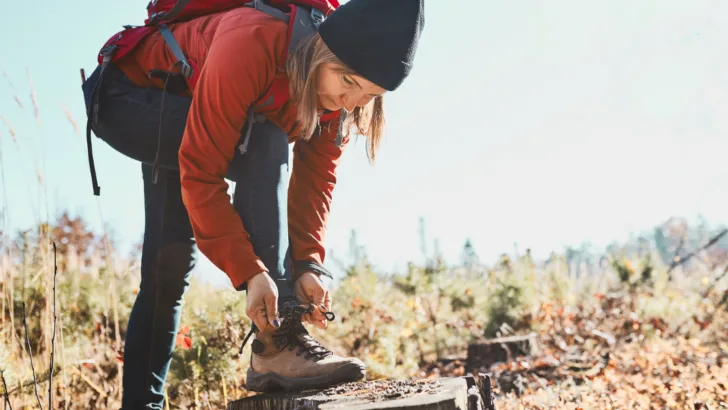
[243,304,366,392]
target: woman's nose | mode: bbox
[342,93,359,112]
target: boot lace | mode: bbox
[239,303,336,362]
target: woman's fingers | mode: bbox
[292,272,334,329]
[245,272,279,333]
[264,292,280,329]
[324,290,332,312]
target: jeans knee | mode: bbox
[160,241,197,269]
[142,242,196,295]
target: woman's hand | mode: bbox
[294,271,332,329]
[245,271,280,333]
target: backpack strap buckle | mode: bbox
[157,23,194,78]
[247,0,290,23]
[99,44,118,66]
[310,8,325,28]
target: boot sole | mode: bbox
[245,362,366,393]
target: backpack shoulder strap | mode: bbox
[251,1,325,110]
[248,0,290,23]
[148,0,193,24]
[287,5,325,57]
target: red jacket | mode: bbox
[116,7,347,289]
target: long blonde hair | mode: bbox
[286,32,385,163]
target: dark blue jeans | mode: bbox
[82,64,295,409]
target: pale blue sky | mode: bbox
[1,0,727,288]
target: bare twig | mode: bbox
[668,229,728,275]
[110,282,122,400]
[48,242,57,409]
[1,369,12,410]
[22,302,43,409]
[702,265,728,299]
[70,367,106,398]
[674,263,728,335]
[667,234,686,280]
[3,366,61,397]
[58,298,69,410]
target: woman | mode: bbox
[82,0,424,407]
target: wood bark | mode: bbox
[466,333,539,373]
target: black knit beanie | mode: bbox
[318,0,425,92]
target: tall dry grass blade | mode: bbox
[1,69,24,110]
[0,229,6,327]
[222,376,228,408]
[0,369,11,410]
[48,242,57,409]
[0,115,40,224]
[35,165,44,191]
[1,262,4,329]
[110,281,122,400]
[25,68,39,126]
[21,302,43,410]
[0,140,9,236]
[6,249,24,360]
[57,297,68,410]
[60,105,81,139]
[26,67,49,225]
[0,116,17,144]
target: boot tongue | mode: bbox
[278,317,333,360]
[294,329,321,349]
[283,320,319,349]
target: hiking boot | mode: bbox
[243,303,366,392]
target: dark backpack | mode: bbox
[84,0,340,196]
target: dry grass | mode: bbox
[1,214,726,409]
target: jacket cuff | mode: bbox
[232,259,269,292]
[293,260,334,281]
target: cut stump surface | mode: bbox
[228,374,496,410]
[466,333,540,372]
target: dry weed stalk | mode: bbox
[0,116,17,144]
[110,281,122,400]
[48,242,57,409]
[1,69,23,110]
[0,114,39,221]
[0,136,10,233]
[5,251,23,360]
[60,105,81,138]
[25,67,39,125]
[222,376,228,408]
[1,369,12,410]
[58,296,69,410]
[21,302,43,409]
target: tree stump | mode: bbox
[228,374,496,410]
[466,333,540,373]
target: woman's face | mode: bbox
[316,63,386,112]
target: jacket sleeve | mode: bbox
[288,114,350,280]
[178,23,283,290]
